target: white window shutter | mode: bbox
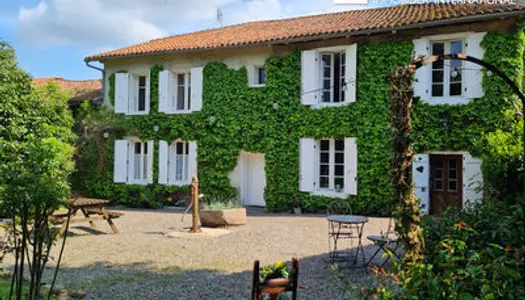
[299,138,316,192]
[147,141,154,184]
[128,75,138,113]
[413,38,431,100]
[301,50,318,106]
[464,32,486,99]
[158,140,169,184]
[115,73,129,114]
[190,67,204,112]
[463,153,483,207]
[146,72,151,112]
[113,140,129,183]
[412,153,430,213]
[345,44,357,104]
[344,138,358,195]
[158,70,168,113]
[188,141,198,184]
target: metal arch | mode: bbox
[409,54,525,103]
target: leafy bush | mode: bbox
[359,201,525,299]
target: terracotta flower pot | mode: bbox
[261,278,290,294]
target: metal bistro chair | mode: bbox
[366,216,400,268]
[327,200,355,263]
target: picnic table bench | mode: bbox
[51,198,123,240]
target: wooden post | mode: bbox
[190,176,201,233]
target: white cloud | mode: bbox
[16,0,358,49]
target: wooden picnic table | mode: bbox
[51,197,123,240]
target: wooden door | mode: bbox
[430,155,463,215]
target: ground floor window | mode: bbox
[170,141,189,183]
[318,139,345,192]
[132,141,149,181]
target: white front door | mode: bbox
[245,153,266,207]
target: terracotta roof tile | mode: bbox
[33,77,102,103]
[86,3,525,61]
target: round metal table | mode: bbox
[327,215,368,267]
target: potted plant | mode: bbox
[293,199,302,215]
[199,197,247,227]
[260,260,291,294]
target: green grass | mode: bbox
[0,276,56,299]
[203,202,243,210]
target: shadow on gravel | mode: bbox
[34,244,391,300]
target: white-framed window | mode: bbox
[248,65,266,87]
[131,141,149,182]
[114,72,150,115]
[413,32,486,105]
[158,140,198,185]
[113,138,153,185]
[299,137,357,197]
[170,141,189,183]
[301,44,356,108]
[173,72,191,111]
[431,40,463,98]
[320,52,345,103]
[318,139,345,192]
[158,67,203,114]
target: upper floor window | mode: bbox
[301,44,357,108]
[413,32,486,105]
[114,72,150,115]
[320,52,345,103]
[256,67,266,85]
[158,67,203,114]
[431,40,463,98]
[174,72,191,111]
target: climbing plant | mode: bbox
[74,24,524,213]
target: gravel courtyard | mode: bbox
[3,208,390,299]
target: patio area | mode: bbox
[3,208,391,299]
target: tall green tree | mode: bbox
[0,41,75,299]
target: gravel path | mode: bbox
[2,208,390,299]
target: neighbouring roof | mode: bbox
[33,77,103,104]
[86,3,525,62]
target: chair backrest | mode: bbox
[251,258,299,300]
[327,200,352,215]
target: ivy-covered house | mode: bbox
[82,3,525,214]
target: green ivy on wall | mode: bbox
[75,24,525,214]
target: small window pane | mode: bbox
[449,169,457,179]
[320,140,329,151]
[432,60,444,70]
[436,158,443,168]
[335,139,344,151]
[143,142,148,154]
[448,180,457,191]
[450,83,461,96]
[322,54,331,67]
[185,142,189,155]
[335,165,344,176]
[138,88,146,111]
[320,153,329,163]
[320,177,329,188]
[450,40,462,54]
[334,177,344,190]
[432,84,444,97]
[432,71,444,83]
[139,76,146,86]
[320,165,329,176]
[335,153,344,164]
[435,180,443,190]
[448,159,456,169]
[176,142,184,155]
[257,67,266,85]
[323,67,331,78]
[435,169,443,179]
[432,42,444,55]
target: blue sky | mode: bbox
[0,0,381,80]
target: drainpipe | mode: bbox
[85,60,105,105]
